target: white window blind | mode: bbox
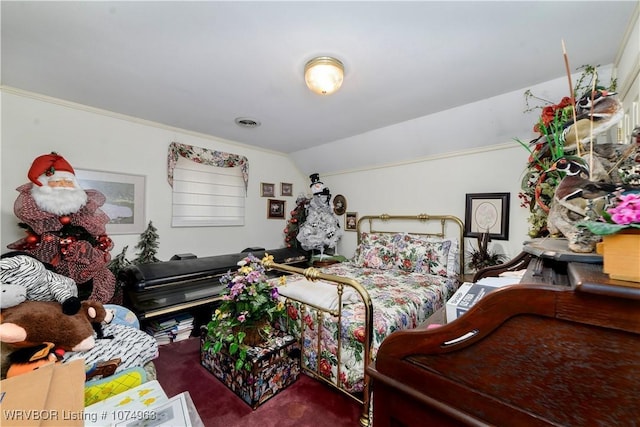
[172,156,245,227]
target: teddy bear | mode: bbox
[0,252,81,315]
[0,300,114,352]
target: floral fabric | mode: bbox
[353,232,396,269]
[166,141,249,192]
[200,330,300,408]
[275,262,459,394]
[354,232,460,278]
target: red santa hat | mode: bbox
[27,153,75,186]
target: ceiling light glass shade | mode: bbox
[304,56,344,95]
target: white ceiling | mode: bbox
[1,1,637,155]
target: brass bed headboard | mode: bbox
[263,213,465,427]
[356,213,465,276]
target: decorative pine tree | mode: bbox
[133,221,161,264]
[284,195,310,249]
[107,245,131,303]
[108,245,131,276]
[296,193,343,258]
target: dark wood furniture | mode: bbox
[119,247,309,322]
[368,240,640,426]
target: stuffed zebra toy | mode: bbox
[0,254,80,315]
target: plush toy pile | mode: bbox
[0,300,114,352]
[0,253,115,378]
[1,253,80,314]
[1,253,161,382]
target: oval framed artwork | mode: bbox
[333,194,347,216]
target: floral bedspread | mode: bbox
[275,262,459,393]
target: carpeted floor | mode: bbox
[154,337,362,427]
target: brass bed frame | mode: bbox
[263,214,465,427]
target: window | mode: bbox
[168,142,249,227]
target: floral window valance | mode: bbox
[167,142,249,192]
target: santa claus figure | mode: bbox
[8,152,117,303]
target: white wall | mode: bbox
[322,144,530,271]
[300,67,616,269]
[1,90,308,261]
[616,6,640,140]
[0,58,628,269]
[0,88,532,270]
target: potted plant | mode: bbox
[467,233,508,272]
[204,253,285,370]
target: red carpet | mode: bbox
[154,337,362,427]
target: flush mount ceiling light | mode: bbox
[304,56,344,95]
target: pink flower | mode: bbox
[230,282,245,297]
[607,193,640,225]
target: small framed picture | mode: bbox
[267,199,286,219]
[333,194,347,216]
[464,192,510,240]
[345,212,358,231]
[281,182,293,197]
[261,182,275,197]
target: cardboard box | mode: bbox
[0,359,85,427]
[200,330,300,408]
[446,277,519,322]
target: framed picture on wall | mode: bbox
[345,212,358,231]
[261,182,275,197]
[333,194,347,216]
[267,199,286,219]
[464,192,510,240]
[75,169,146,235]
[281,182,293,197]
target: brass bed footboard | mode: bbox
[262,260,374,427]
[263,213,465,427]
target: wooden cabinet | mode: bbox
[368,240,640,426]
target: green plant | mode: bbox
[466,233,507,272]
[204,253,284,370]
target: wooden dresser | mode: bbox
[367,239,640,426]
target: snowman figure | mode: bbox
[296,173,343,258]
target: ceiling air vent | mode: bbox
[234,117,261,128]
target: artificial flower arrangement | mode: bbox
[204,253,285,370]
[515,65,618,238]
[578,192,640,235]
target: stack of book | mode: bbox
[173,313,196,342]
[145,313,195,345]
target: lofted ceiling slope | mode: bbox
[1,1,637,165]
